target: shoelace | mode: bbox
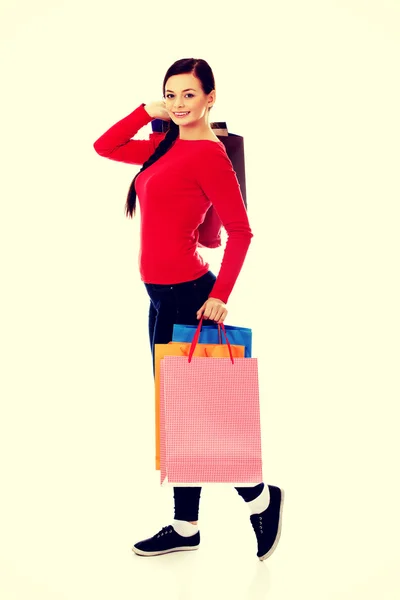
[156,526,173,538]
[251,515,264,535]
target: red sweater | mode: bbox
[93,103,253,304]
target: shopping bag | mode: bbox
[160,316,263,486]
[196,203,224,249]
[154,335,245,470]
[172,322,252,357]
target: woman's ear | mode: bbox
[208,92,216,109]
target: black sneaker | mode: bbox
[250,485,284,561]
[132,525,200,557]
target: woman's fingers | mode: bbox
[197,297,228,323]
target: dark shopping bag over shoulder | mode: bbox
[150,119,248,249]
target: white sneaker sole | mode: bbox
[259,487,285,561]
[132,544,200,556]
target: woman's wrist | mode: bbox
[143,104,153,118]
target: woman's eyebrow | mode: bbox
[165,88,196,93]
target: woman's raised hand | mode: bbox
[143,100,171,121]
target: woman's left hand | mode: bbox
[196,297,228,324]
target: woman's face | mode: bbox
[164,73,214,126]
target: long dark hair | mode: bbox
[125,58,216,218]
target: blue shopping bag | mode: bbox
[172,322,252,357]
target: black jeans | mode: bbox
[145,270,264,522]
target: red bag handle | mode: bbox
[188,316,234,364]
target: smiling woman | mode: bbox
[162,76,221,140]
[93,56,284,562]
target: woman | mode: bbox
[93,58,284,561]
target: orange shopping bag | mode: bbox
[154,336,245,470]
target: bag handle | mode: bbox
[179,325,224,356]
[188,316,234,364]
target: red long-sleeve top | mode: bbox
[93,103,253,304]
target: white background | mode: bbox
[0,1,399,598]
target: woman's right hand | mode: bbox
[143,100,171,121]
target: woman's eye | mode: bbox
[166,93,194,99]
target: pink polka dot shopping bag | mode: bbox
[159,316,263,486]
